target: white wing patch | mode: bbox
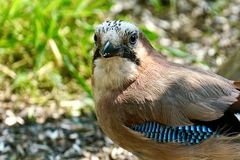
[234,113,240,121]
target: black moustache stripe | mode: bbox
[93,48,101,61]
[93,46,140,66]
[122,46,140,65]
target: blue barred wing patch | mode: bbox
[129,122,214,145]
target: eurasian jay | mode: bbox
[92,20,240,160]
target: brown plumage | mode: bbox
[92,20,240,160]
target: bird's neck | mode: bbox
[93,57,139,98]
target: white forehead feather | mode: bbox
[96,20,139,45]
[96,20,139,34]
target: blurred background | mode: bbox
[0,0,239,159]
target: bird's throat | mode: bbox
[93,57,139,91]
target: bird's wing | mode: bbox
[152,68,240,126]
[123,66,240,127]
[229,81,240,111]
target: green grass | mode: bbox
[0,0,191,98]
[0,0,230,115]
[0,0,112,97]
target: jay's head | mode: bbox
[93,20,154,90]
[93,20,154,66]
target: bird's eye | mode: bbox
[94,34,97,43]
[129,34,138,45]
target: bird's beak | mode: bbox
[101,41,121,58]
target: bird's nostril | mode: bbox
[102,52,110,58]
